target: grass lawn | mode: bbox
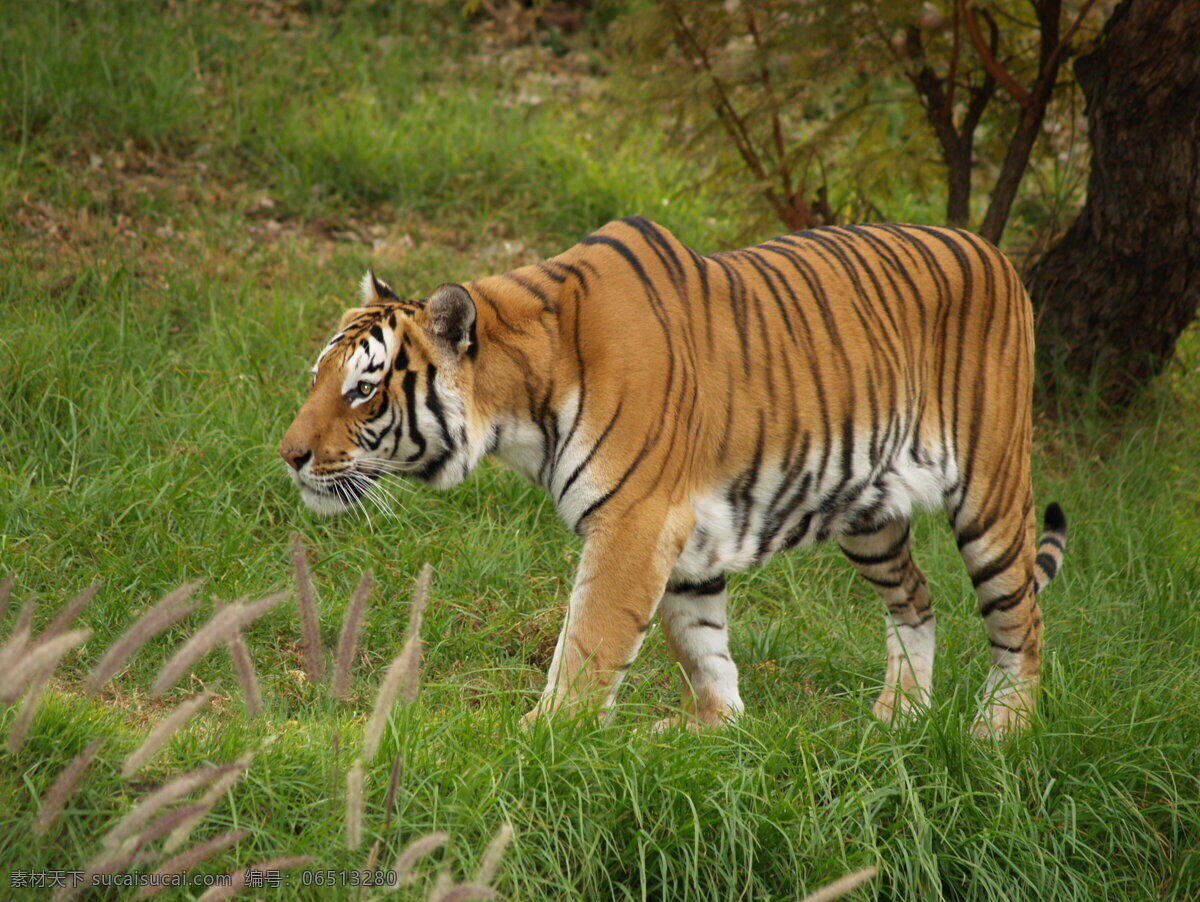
[1,2,1198,900]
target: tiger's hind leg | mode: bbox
[655,575,744,731]
[838,518,935,723]
[951,493,1043,737]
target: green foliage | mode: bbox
[614,0,1104,243]
[0,0,207,151]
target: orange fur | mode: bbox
[281,219,1067,733]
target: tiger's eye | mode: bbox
[357,381,374,397]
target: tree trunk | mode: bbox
[1028,0,1200,404]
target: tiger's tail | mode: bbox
[1033,502,1068,594]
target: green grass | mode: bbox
[2,2,1199,900]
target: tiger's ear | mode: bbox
[424,283,476,356]
[360,269,398,305]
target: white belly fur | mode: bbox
[671,440,953,585]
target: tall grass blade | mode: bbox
[430,886,497,902]
[0,572,12,624]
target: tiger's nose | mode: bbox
[280,447,312,471]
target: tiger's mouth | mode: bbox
[290,468,376,517]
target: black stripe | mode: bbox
[575,442,650,527]
[989,639,1023,653]
[979,580,1030,618]
[862,573,903,589]
[501,271,555,312]
[668,575,726,596]
[557,401,623,503]
[969,533,1024,588]
[401,370,426,462]
[840,524,912,566]
[694,619,725,630]
[423,364,453,449]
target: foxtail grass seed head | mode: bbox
[363,651,407,761]
[332,570,373,701]
[12,595,34,634]
[34,737,104,836]
[799,867,879,902]
[131,801,209,851]
[427,869,455,901]
[392,831,449,887]
[363,565,433,759]
[135,829,250,900]
[5,629,91,752]
[400,564,433,704]
[61,846,143,902]
[102,763,238,855]
[382,751,403,832]
[6,665,52,753]
[196,856,312,902]
[122,691,213,777]
[2,626,91,705]
[228,628,263,716]
[364,837,382,873]
[43,583,99,639]
[151,606,240,696]
[474,823,513,887]
[291,533,325,684]
[0,600,36,696]
[408,563,433,633]
[86,581,200,695]
[164,751,253,854]
[346,759,365,849]
[151,592,286,696]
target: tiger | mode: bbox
[279,217,1067,735]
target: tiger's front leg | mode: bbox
[523,505,693,725]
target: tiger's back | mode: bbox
[281,217,1066,734]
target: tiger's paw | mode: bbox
[972,695,1033,739]
[650,704,738,734]
[871,686,930,725]
[649,715,707,734]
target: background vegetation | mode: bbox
[1,1,1197,899]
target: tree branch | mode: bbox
[962,0,1031,107]
[943,0,962,119]
[666,1,790,226]
[743,3,793,202]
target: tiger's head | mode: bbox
[279,271,487,516]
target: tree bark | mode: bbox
[1028,0,1200,404]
